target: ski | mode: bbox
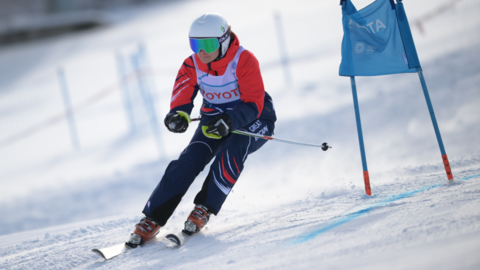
[92,232,193,261]
[92,243,130,260]
[165,230,192,247]
[92,234,159,261]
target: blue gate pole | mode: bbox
[57,67,80,151]
[417,68,454,183]
[350,76,371,195]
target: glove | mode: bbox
[205,114,232,137]
[166,113,188,133]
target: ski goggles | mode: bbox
[189,38,220,54]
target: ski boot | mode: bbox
[165,205,212,246]
[125,216,161,248]
[183,204,211,236]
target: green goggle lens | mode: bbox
[189,38,220,54]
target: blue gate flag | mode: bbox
[339,0,419,76]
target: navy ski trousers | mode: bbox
[143,116,274,226]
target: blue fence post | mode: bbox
[115,52,136,134]
[274,11,292,87]
[350,76,371,195]
[131,42,164,159]
[57,66,80,150]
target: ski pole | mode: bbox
[231,130,331,151]
[177,111,331,150]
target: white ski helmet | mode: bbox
[189,13,231,60]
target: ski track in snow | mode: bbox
[1,0,480,269]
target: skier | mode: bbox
[126,13,277,248]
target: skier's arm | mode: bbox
[225,50,265,130]
[164,56,199,128]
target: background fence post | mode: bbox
[274,11,292,88]
[130,42,164,159]
[115,52,136,134]
[57,66,80,151]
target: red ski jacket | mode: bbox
[166,33,276,130]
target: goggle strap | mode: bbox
[218,27,230,44]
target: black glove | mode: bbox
[206,114,232,137]
[166,114,188,133]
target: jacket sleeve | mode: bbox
[226,50,265,130]
[164,56,199,126]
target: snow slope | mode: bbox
[1,0,480,269]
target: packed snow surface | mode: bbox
[1,0,479,269]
